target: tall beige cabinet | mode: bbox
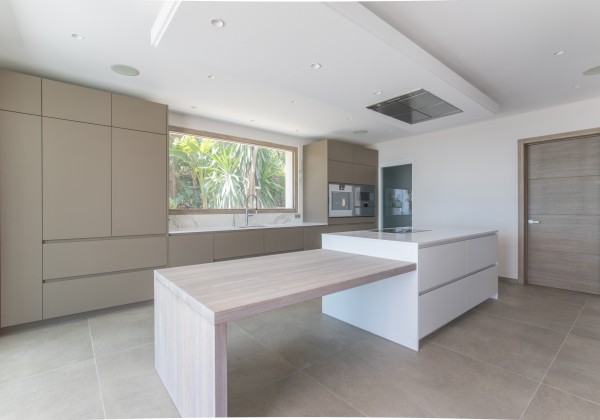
[303,139,378,238]
[0,69,168,327]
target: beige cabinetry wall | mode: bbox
[0,69,168,326]
[303,139,379,232]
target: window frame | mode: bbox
[168,125,298,215]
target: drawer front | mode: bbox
[213,230,265,260]
[168,234,214,267]
[43,236,167,280]
[465,266,498,308]
[419,278,466,338]
[264,228,304,253]
[466,235,497,273]
[43,270,153,319]
[418,241,466,292]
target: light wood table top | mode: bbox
[155,249,416,325]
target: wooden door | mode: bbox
[526,135,600,294]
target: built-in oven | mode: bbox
[328,183,354,217]
[354,184,377,217]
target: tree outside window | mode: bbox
[169,130,295,211]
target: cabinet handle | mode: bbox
[528,219,540,224]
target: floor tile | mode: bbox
[475,285,584,332]
[227,324,298,399]
[522,384,600,420]
[305,338,538,419]
[498,282,589,306]
[426,310,566,381]
[235,299,372,369]
[544,334,600,405]
[0,319,93,385]
[0,359,104,420]
[229,370,364,417]
[89,304,154,357]
[95,343,180,419]
[571,296,600,342]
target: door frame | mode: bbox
[518,126,600,285]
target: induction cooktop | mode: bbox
[372,227,431,234]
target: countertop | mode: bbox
[169,222,327,235]
[324,227,498,248]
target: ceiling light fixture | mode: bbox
[71,33,84,40]
[310,63,322,70]
[150,0,182,48]
[211,18,225,28]
[553,50,566,56]
[208,75,215,79]
[583,65,600,76]
[374,90,383,95]
[110,64,140,77]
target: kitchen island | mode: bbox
[154,249,415,417]
[322,227,498,351]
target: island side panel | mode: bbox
[154,276,228,417]
[321,234,420,351]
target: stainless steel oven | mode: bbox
[354,184,376,217]
[328,183,354,217]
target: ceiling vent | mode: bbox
[367,89,462,124]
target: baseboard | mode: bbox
[499,276,519,284]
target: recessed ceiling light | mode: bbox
[110,64,140,77]
[374,90,383,95]
[291,100,296,104]
[211,18,225,28]
[71,33,84,40]
[310,63,322,70]
[353,130,368,135]
[250,119,255,122]
[208,74,216,79]
[553,50,566,56]
[583,65,600,76]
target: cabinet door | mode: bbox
[0,111,42,326]
[43,118,111,240]
[264,228,304,253]
[304,226,327,250]
[112,94,167,134]
[419,278,467,338]
[42,79,111,125]
[353,146,378,166]
[466,235,497,273]
[327,140,354,163]
[112,128,167,236]
[213,230,264,260]
[328,160,354,183]
[0,69,41,115]
[418,241,467,292]
[353,164,378,186]
[169,234,214,267]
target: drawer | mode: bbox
[418,241,466,292]
[465,266,498,308]
[43,236,167,280]
[168,233,214,267]
[43,270,153,319]
[213,230,265,260]
[264,228,304,253]
[42,79,111,125]
[419,278,466,339]
[466,235,497,272]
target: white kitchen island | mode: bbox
[322,227,498,351]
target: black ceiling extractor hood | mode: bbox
[367,89,462,124]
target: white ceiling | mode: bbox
[1,0,599,145]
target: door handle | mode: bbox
[528,219,540,224]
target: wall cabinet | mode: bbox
[42,79,111,126]
[0,69,41,115]
[42,118,112,240]
[112,94,167,134]
[327,160,354,183]
[0,109,42,327]
[112,128,167,236]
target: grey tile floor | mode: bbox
[1,282,600,419]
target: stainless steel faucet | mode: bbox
[245,194,258,226]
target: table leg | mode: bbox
[155,277,228,417]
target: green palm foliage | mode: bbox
[169,132,288,210]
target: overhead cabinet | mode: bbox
[0,69,41,115]
[112,93,167,134]
[42,79,111,125]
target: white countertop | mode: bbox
[169,222,327,235]
[324,227,498,248]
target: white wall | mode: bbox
[375,97,600,279]
[168,113,312,227]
